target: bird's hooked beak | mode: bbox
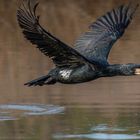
[134,68,140,75]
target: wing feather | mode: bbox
[17,0,96,68]
[75,4,139,66]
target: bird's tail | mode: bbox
[24,75,56,86]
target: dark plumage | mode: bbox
[17,0,140,86]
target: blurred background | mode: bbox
[0,0,140,139]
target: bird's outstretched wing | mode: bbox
[17,0,96,68]
[74,4,139,66]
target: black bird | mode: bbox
[17,0,140,86]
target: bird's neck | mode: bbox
[98,64,140,77]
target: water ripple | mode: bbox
[54,124,140,140]
[91,124,127,132]
[0,104,65,121]
[53,133,140,140]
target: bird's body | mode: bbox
[17,1,140,86]
[55,64,96,84]
[52,64,140,84]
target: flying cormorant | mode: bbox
[17,0,140,86]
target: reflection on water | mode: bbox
[1,104,140,140]
[91,124,127,132]
[0,0,140,140]
[54,124,140,140]
[54,133,140,140]
[0,104,65,120]
[0,116,17,121]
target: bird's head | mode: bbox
[100,63,140,77]
[119,64,140,76]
